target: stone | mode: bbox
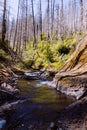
[0,82,19,94]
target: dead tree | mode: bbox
[13,0,20,50]
[60,0,64,42]
[56,4,59,39]
[2,0,6,43]
[31,0,37,48]
[51,0,55,39]
[47,0,50,39]
[80,0,84,32]
[39,0,42,41]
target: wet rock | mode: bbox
[24,71,40,80]
[40,71,50,80]
[0,82,19,100]
[24,70,52,80]
[0,82,19,94]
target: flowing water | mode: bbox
[5,79,75,130]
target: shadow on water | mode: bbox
[5,79,75,130]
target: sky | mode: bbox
[8,0,69,19]
[0,0,75,20]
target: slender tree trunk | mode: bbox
[56,4,59,39]
[31,0,37,48]
[80,0,84,32]
[13,0,20,50]
[47,0,50,40]
[51,0,55,39]
[2,0,6,43]
[18,19,23,55]
[9,19,14,44]
[39,0,42,41]
[6,7,10,41]
[73,0,76,34]
[60,0,64,42]
[24,0,28,49]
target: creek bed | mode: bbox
[5,79,75,130]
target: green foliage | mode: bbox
[25,59,34,68]
[21,35,81,71]
[0,49,7,61]
[43,44,54,62]
[57,44,70,55]
[41,33,47,40]
[34,57,44,69]
[4,40,10,48]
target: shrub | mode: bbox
[34,58,44,69]
[0,49,7,61]
[25,59,34,68]
[43,44,54,62]
[57,44,70,55]
[41,33,47,40]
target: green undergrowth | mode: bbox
[20,34,84,72]
[0,49,10,62]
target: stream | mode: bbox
[5,78,75,130]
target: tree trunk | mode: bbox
[51,0,55,39]
[31,0,37,48]
[2,0,6,43]
[13,0,20,51]
[47,0,50,40]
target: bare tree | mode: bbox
[31,0,37,48]
[47,0,50,39]
[2,0,6,43]
[51,0,55,39]
[39,0,42,40]
[80,0,84,32]
[56,4,59,39]
[13,0,20,50]
[60,0,64,42]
